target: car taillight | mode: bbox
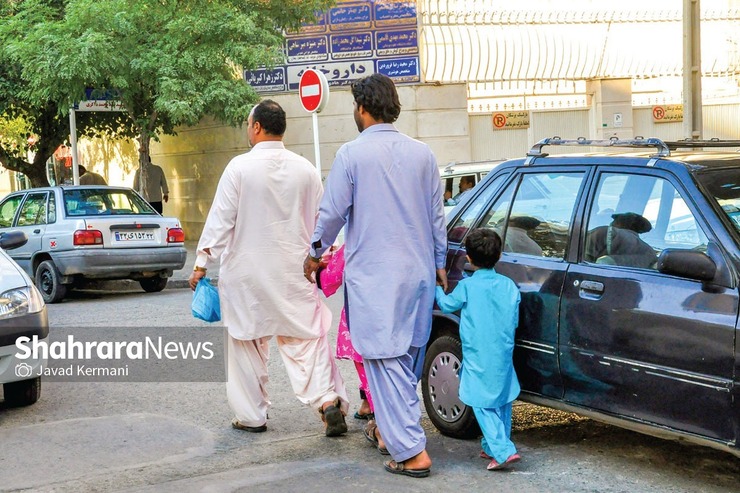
[167,228,185,243]
[73,230,103,245]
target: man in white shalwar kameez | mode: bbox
[303,74,448,478]
[190,100,349,436]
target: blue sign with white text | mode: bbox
[245,0,420,92]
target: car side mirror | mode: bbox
[0,231,28,250]
[656,249,716,282]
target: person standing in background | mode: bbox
[78,165,107,185]
[133,157,169,213]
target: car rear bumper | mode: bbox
[0,308,48,384]
[52,246,187,278]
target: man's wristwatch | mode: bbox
[193,266,207,273]
[308,254,321,263]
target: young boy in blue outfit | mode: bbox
[434,228,522,470]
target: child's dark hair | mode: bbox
[465,228,502,269]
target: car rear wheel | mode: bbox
[140,276,168,293]
[35,260,67,304]
[422,334,480,439]
[3,377,40,407]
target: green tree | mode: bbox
[0,0,79,186]
[1,0,332,187]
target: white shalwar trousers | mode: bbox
[226,333,348,428]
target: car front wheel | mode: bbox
[35,260,67,304]
[422,334,480,439]
[140,276,168,293]
[3,377,40,407]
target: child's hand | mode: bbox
[436,268,448,291]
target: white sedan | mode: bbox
[0,186,187,303]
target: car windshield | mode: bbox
[695,169,740,237]
[63,188,156,216]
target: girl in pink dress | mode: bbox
[318,245,374,419]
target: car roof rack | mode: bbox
[525,136,671,164]
[442,159,503,171]
[663,138,740,150]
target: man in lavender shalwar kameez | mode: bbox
[304,74,447,478]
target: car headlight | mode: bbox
[0,286,45,319]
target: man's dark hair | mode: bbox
[465,228,502,269]
[461,175,476,186]
[252,99,286,136]
[351,73,401,123]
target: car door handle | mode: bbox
[579,280,604,293]
[33,229,41,234]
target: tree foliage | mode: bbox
[0,0,333,186]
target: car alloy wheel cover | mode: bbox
[427,350,464,423]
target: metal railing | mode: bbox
[419,0,740,84]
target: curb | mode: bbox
[79,277,218,292]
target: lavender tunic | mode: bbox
[310,124,447,359]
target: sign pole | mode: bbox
[298,69,330,178]
[69,108,80,185]
[312,112,321,176]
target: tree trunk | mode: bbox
[137,131,150,199]
[0,150,51,188]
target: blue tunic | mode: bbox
[310,124,447,358]
[435,268,521,408]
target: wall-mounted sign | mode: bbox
[245,0,420,92]
[652,105,683,123]
[613,112,623,127]
[492,111,530,130]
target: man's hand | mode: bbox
[163,194,169,203]
[303,254,320,283]
[189,269,205,290]
[436,268,448,292]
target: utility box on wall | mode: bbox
[587,78,634,139]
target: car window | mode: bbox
[443,173,478,206]
[447,174,507,244]
[694,168,740,241]
[64,188,156,216]
[584,173,708,269]
[48,193,56,223]
[0,195,23,228]
[16,193,48,226]
[501,173,585,259]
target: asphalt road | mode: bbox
[0,287,738,492]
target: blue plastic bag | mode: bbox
[192,278,221,323]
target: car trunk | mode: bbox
[83,216,180,248]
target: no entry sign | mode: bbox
[299,69,329,113]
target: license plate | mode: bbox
[114,231,155,241]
